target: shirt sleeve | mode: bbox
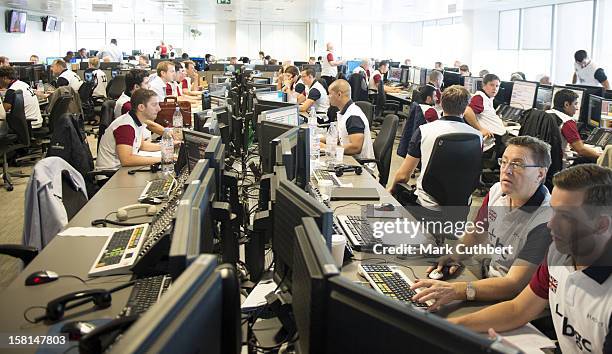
[474,192,490,230]
[326,53,334,62]
[56,77,69,87]
[594,68,608,83]
[121,101,132,115]
[373,74,382,85]
[150,81,165,100]
[182,79,189,89]
[406,127,422,159]
[424,107,439,123]
[113,125,136,147]
[3,89,15,108]
[516,223,552,265]
[307,87,321,101]
[295,82,306,94]
[561,120,582,144]
[529,256,549,300]
[469,95,484,114]
[345,116,365,135]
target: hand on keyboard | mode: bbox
[410,279,464,311]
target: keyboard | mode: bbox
[138,187,184,257]
[496,104,524,122]
[88,224,149,277]
[334,215,379,251]
[358,264,433,308]
[122,275,172,317]
[313,169,341,186]
[584,127,612,148]
[139,178,176,201]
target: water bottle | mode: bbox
[202,89,211,109]
[172,106,183,140]
[308,107,320,170]
[37,80,44,92]
[326,122,338,165]
[160,128,174,176]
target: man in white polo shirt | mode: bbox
[464,73,506,156]
[51,59,82,92]
[573,50,610,90]
[388,85,482,210]
[411,136,553,311]
[0,66,43,128]
[299,68,330,114]
[321,42,345,88]
[148,61,175,102]
[450,164,612,354]
[97,89,162,169]
[88,57,107,98]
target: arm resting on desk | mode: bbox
[117,144,161,167]
[449,285,547,333]
[571,140,602,159]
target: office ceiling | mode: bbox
[0,0,583,23]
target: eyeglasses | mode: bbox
[498,158,542,171]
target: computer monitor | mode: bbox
[605,90,612,100]
[248,82,277,92]
[443,71,463,89]
[301,64,319,72]
[388,67,402,83]
[100,62,119,70]
[295,126,310,191]
[110,255,228,353]
[275,126,300,178]
[294,61,307,67]
[208,63,226,72]
[588,95,604,129]
[567,83,605,99]
[258,105,299,126]
[509,80,539,110]
[418,68,428,85]
[183,130,222,172]
[253,101,298,138]
[463,77,483,95]
[45,57,62,66]
[255,90,286,103]
[292,217,339,354]
[259,121,295,174]
[192,168,216,255]
[552,85,586,122]
[389,61,400,68]
[252,77,271,85]
[272,180,333,290]
[601,98,612,127]
[400,68,410,85]
[346,60,361,74]
[324,276,519,354]
[444,67,460,73]
[535,84,553,110]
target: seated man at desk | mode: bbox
[427,70,443,105]
[148,61,175,102]
[416,84,439,122]
[114,69,164,136]
[411,136,553,311]
[97,89,162,169]
[169,61,201,102]
[388,85,482,209]
[299,68,330,114]
[0,66,43,128]
[50,59,83,92]
[449,165,612,354]
[352,58,371,83]
[546,89,601,163]
[464,73,507,156]
[321,79,374,161]
[369,60,401,93]
[88,57,107,98]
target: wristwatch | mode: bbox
[466,282,476,301]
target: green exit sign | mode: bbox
[217,0,231,4]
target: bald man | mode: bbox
[321,42,346,88]
[352,58,371,83]
[322,79,375,161]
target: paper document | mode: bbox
[241,280,277,312]
[58,227,115,237]
[499,323,556,353]
[137,150,161,158]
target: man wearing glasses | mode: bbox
[410,136,554,311]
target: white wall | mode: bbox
[0,7,75,61]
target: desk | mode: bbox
[387,91,412,105]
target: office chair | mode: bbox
[372,80,400,125]
[395,133,482,231]
[355,101,374,128]
[348,73,368,102]
[397,102,426,158]
[355,114,399,187]
[0,90,31,191]
[106,75,126,100]
[97,99,116,153]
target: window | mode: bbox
[498,10,520,50]
[521,6,552,50]
[554,1,594,83]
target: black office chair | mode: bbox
[97,99,116,152]
[395,133,482,231]
[79,68,98,124]
[349,73,368,102]
[397,102,426,158]
[355,114,399,187]
[372,80,400,125]
[106,75,126,100]
[355,101,374,129]
[0,90,31,191]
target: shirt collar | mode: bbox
[547,109,573,123]
[582,242,612,284]
[439,116,464,123]
[128,110,142,127]
[518,184,549,212]
[340,100,354,115]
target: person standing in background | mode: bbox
[321,42,346,88]
[573,50,610,90]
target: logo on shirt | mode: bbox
[555,304,593,352]
[548,275,558,293]
[488,209,497,222]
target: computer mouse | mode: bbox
[375,203,395,212]
[25,270,59,286]
[428,269,444,280]
[427,264,463,281]
[60,321,97,341]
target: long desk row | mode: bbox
[0,155,486,353]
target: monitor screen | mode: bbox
[400,68,410,84]
[589,95,603,129]
[535,85,553,110]
[388,68,402,82]
[256,90,285,103]
[259,121,295,174]
[183,130,212,171]
[463,77,482,95]
[6,10,26,33]
[509,80,539,109]
[259,106,299,126]
[552,85,586,121]
[346,60,361,74]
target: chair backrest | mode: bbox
[316,78,328,93]
[373,114,399,186]
[48,91,73,134]
[98,100,116,138]
[397,102,426,158]
[375,79,386,117]
[422,133,482,206]
[355,101,374,127]
[349,73,368,102]
[106,75,126,99]
[6,90,31,146]
[61,169,88,220]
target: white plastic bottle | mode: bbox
[172,106,183,141]
[308,107,320,170]
[325,122,338,165]
[160,128,175,176]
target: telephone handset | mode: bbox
[117,204,158,221]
